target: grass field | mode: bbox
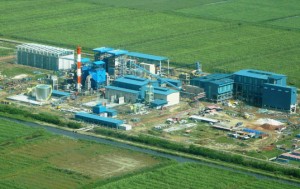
[0,119,162,189]
[0,1,300,86]
[95,163,299,189]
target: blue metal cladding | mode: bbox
[151,99,168,107]
[75,112,123,128]
[89,68,106,89]
[52,90,70,97]
[243,128,264,135]
[233,69,286,83]
[92,104,106,114]
[262,84,297,110]
[127,52,168,61]
[113,76,149,91]
[190,74,233,101]
[163,78,182,88]
[81,58,91,64]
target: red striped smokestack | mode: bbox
[77,46,82,92]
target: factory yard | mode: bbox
[0,52,299,165]
[0,1,300,188]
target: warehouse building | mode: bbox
[232,69,297,112]
[190,74,233,102]
[105,75,180,106]
[17,43,74,70]
[75,112,124,128]
[105,86,140,103]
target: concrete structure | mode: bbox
[17,43,74,70]
[190,74,233,102]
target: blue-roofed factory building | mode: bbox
[190,74,233,102]
[232,69,297,112]
[104,74,180,106]
[106,85,140,103]
[75,112,131,130]
[81,60,106,90]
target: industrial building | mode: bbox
[190,74,233,102]
[262,84,297,112]
[232,69,297,113]
[127,52,169,76]
[75,112,127,129]
[104,74,180,106]
[92,104,118,117]
[17,43,74,70]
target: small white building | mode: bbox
[153,87,180,106]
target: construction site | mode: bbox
[0,42,300,166]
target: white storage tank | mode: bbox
[35,84,52,101]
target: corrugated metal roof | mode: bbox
[107,49,128,56]
[17,43,74,57]
[154,87,178,95]
[76,112,123,125]
[234,69,286,80]
[124,75,148,82]
[127,52,168,61]
[106,86,140,94]
[115,77,149,87]
[151,99,168,106]
[52,90,70,97]
[209,78,234,85]
[192,74,231,82]
[93,47,114,53]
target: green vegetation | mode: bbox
[0,48,13,57]
[1,104,300,180]
[0,1,299,86]
[93,127,300,179]
[0,104,82,129]
[95,163,298,189]
[0,118,163,189]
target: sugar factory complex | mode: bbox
[1,42,300,165]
